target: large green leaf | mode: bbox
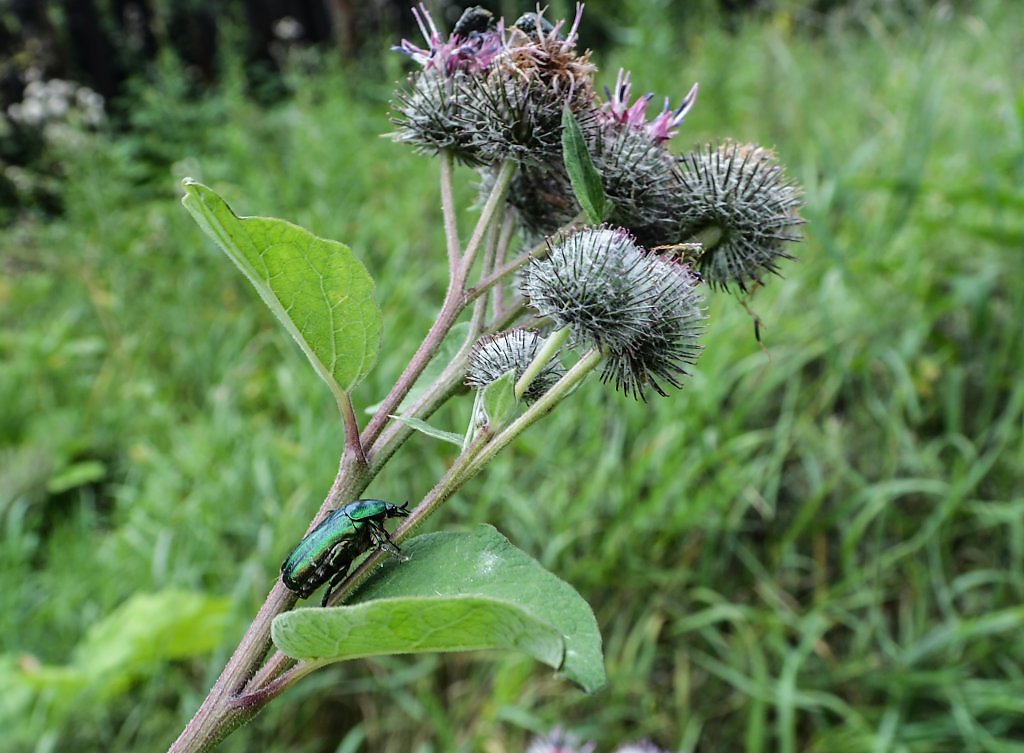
[273,595,564,668]
[272,525,606,692]
[181,180,381,397]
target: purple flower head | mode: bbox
[393,3,506,76]
[600,69,699,144]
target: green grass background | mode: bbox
[1,1,1022,751]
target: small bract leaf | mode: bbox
[388,414,464,446]
[561,107,608,224]
[180,180,382,397]
[482,370,517,427]
[272,526,606,692]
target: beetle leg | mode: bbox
[367,520,408,561]
[321,571,341,606]
[321,558,357,607]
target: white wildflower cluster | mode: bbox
[6,73,105,129]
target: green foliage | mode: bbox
[481,371,518,429]
[1,0,1022,750]
[181,180,382,400]
[0,591,231,749]
[274,526,605,692]
[561,107,608,223]
[387,414,465,447]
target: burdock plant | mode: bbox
[170,4,804,751]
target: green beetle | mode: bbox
[280,499,409,606]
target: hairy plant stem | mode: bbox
[168,449,371,753]
[468,210,503,341]
[439,151,460,276]
[362,159,515,450]
[169,159,521,753]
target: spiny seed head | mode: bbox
[389,5,507,165]
[593,125,681,248]
[600,256,705,400]
[466,329,565,404]
[460,5,596,167]
[675,142,805,292]
[391,68,480,163]
[391,3,595,168]
[521,227,656,353]
[586,69,700,247]
[460,68,594,167]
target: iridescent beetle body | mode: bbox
[280,499,409,606]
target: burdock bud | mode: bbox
[391,69,479,162]
[674,142,804,292]
[521,227,655,353]
[390,4,506,165]
[458,5,596,167]
[466,329,565,404]
[593,126,681,249]
[522,226,705,400]
[601,255,704,399]
[593,70,700,247]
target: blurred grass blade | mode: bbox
[562,107,607,223]
[181,179,382,397]
[272,525,606,692]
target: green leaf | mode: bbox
[273,595,564,668]
[388,414,464,447]
[181,180,381,397]
[272,525,606,692]
[561,107,608,224]
[482,370,517,427]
